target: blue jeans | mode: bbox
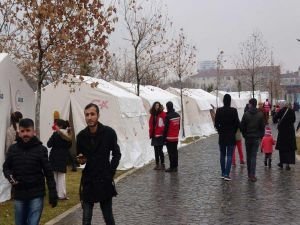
[82,198,115,225]
[219,144,234,177]
[15,197,44,225]
[245,138,260,177]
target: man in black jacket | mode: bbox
[214,94,240,181]
[3,118,58,225]
[77,103,121,225]
[240,98,265,182]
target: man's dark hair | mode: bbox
[19,118,34,128]
[84,103,99,115]
[223,94,231,107]
[249,98,257,107]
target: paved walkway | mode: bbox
[55,124,300,225]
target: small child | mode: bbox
[261,126,276,168]
[232,128,245,166]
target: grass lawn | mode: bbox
[0,168,127,225]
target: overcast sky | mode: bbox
[110,0,300,73]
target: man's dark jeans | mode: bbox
[245,138,260,177]
[15,197,44,225]
[219,144,235,177]
[82,198,115,225]
[166,142,178,168]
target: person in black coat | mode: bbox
[274,104,296,170]
[3,118,57,225]
[76,103,121,225]
[47,119,72,200]
[214,94,240,181]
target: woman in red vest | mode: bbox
[149,102,166,170]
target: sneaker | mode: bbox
[153,165,160,170]
[165,168,177,172]
[224,176,231,181]
[248,176,257,182]
[220,175,225,179]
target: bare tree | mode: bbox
[8,0,117,135]
[167,29,196,137]
[236,31,269,98]
[121,0,169,95]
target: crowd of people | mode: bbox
[2,95,298,224]
[215,95,298,182]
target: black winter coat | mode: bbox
[76,123,121,203]
[275,107,296,151]
[3,137,57,201]
[47,132,72,173]
[215,106,240,145]
[240,108,265,139]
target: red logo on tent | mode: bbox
[92,99,109,110]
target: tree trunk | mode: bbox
[179,76,185,138]
[251,74,255,98]
[35,82,42,138]
[134,47,140,96]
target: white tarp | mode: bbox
[0,53,35,202]
[40,76,153,170]
[167,87,216,137]
[111,81,181,112]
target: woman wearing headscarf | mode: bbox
[5,111,23,156]
[274,102,296,170]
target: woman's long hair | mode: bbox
[149,101,164,115]
[11,111,23,131]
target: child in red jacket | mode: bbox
[261,126,276,168]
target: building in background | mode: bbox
[198,60,216,71]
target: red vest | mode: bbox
[149,112,166,138]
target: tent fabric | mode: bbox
[167,87,216,137]
[40,76,152,170]
[0,53,35,202]
[111,81,181,113]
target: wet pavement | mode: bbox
[55,123,300,225]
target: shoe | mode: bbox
[248,176,257,182]
[58,197,69,200]
[264,161,268,167]
[153,165,160,170]
[224,176,231,181]
[286,165,291,171]
[160,164,165,170]
[220,174,225,179]
[165,168,177,172]
[240,161,245,165]
[277,163,283,169]
[232,163,236,167]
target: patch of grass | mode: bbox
[180,136,201,144]
[0,168,128,225]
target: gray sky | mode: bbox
[110,0,300,73]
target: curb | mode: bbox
[44,139,200,225]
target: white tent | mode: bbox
[40,76,153,170]
[167,87,216,137]
[111,81,181,113]
[0,53,35,202]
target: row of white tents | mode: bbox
[0,53,269,202]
